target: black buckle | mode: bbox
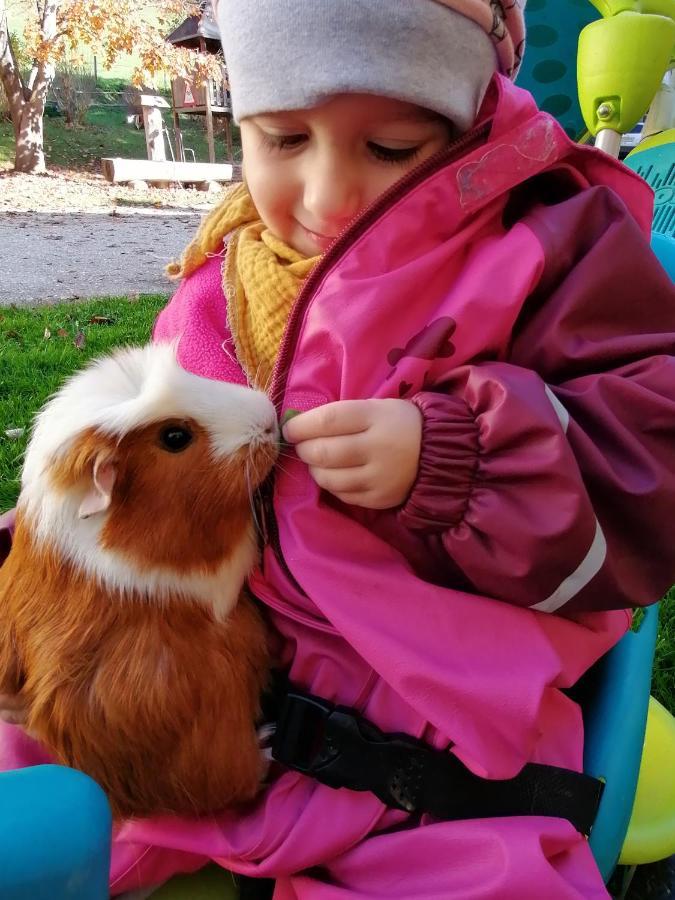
[271,690,604,835]
[272,691,444,813]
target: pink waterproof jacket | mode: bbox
[2,76,675,898]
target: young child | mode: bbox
[2,1,675,897]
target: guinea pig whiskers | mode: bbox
[245,460,265,543]
[266,386,284,409]
[170,773,200,816]
[253,360,267,393]
[270,455,295,479]
[261,366,277,399]
[220,338,239,370]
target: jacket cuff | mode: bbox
[399,392,480,531]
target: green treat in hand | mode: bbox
[281,409,301,428]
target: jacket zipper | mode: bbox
[263,119,493,594]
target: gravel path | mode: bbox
[0,168,224,307]
[0,209,204,306]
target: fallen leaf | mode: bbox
[89,315,115,325]
[5,330,21,340]
[44,327,51,340]
[57,328,69,338]
[73,330,86,350]
[4,428,25,440]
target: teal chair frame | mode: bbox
[0,764,112,899]
[583,605,660,881]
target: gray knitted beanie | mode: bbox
[215,0,499,132]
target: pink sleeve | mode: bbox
[400,186,675,615]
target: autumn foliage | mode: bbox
[30,0,220,86]
[0,0,223,172]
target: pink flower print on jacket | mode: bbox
[388,317,457,397]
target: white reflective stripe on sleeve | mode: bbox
[544,385,570,434]
[531,519,607,613]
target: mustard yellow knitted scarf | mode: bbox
[167,183,318,387]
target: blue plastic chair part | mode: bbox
[583,605,660,883]
[0,764,112,900]
[651,232,675,281]
[516,0,599,140]
[623,140,675,280]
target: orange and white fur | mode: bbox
[0,343,278,818]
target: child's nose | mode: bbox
[303,161,362,232]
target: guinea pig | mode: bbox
[0,342,278,819]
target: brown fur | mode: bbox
[50,421,273,573]
[0,416,276,819]
[0,517,269,818]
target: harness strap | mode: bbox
[272,690,604,836]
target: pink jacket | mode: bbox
[2,76,674,898]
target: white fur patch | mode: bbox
[23,342,277,481]
[19,342,277,615]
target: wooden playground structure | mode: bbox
[102,1,236,188]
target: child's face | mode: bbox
[240,93,453,257]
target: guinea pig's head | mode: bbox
[20,343,279,617]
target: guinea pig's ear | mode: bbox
[78,453,118,520]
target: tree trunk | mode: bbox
[0,0,58,173]
[13,98,47,173]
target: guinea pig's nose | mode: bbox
[263,416,280,440]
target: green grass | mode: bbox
[654,586,675,715]
[0,100,240,170]
[0,294,166,508]
[1,292,674,718]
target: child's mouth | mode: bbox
[300,225,338,253]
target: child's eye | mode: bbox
[260,133,307,152]
[367,143,422,165]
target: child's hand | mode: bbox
[282,399,422,510]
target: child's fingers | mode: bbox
[308,465,371,496]
[294,433,369,469]
[282,400,372,443]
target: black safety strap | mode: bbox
[271,690,604,836]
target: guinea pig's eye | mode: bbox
[159,425,193,453]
